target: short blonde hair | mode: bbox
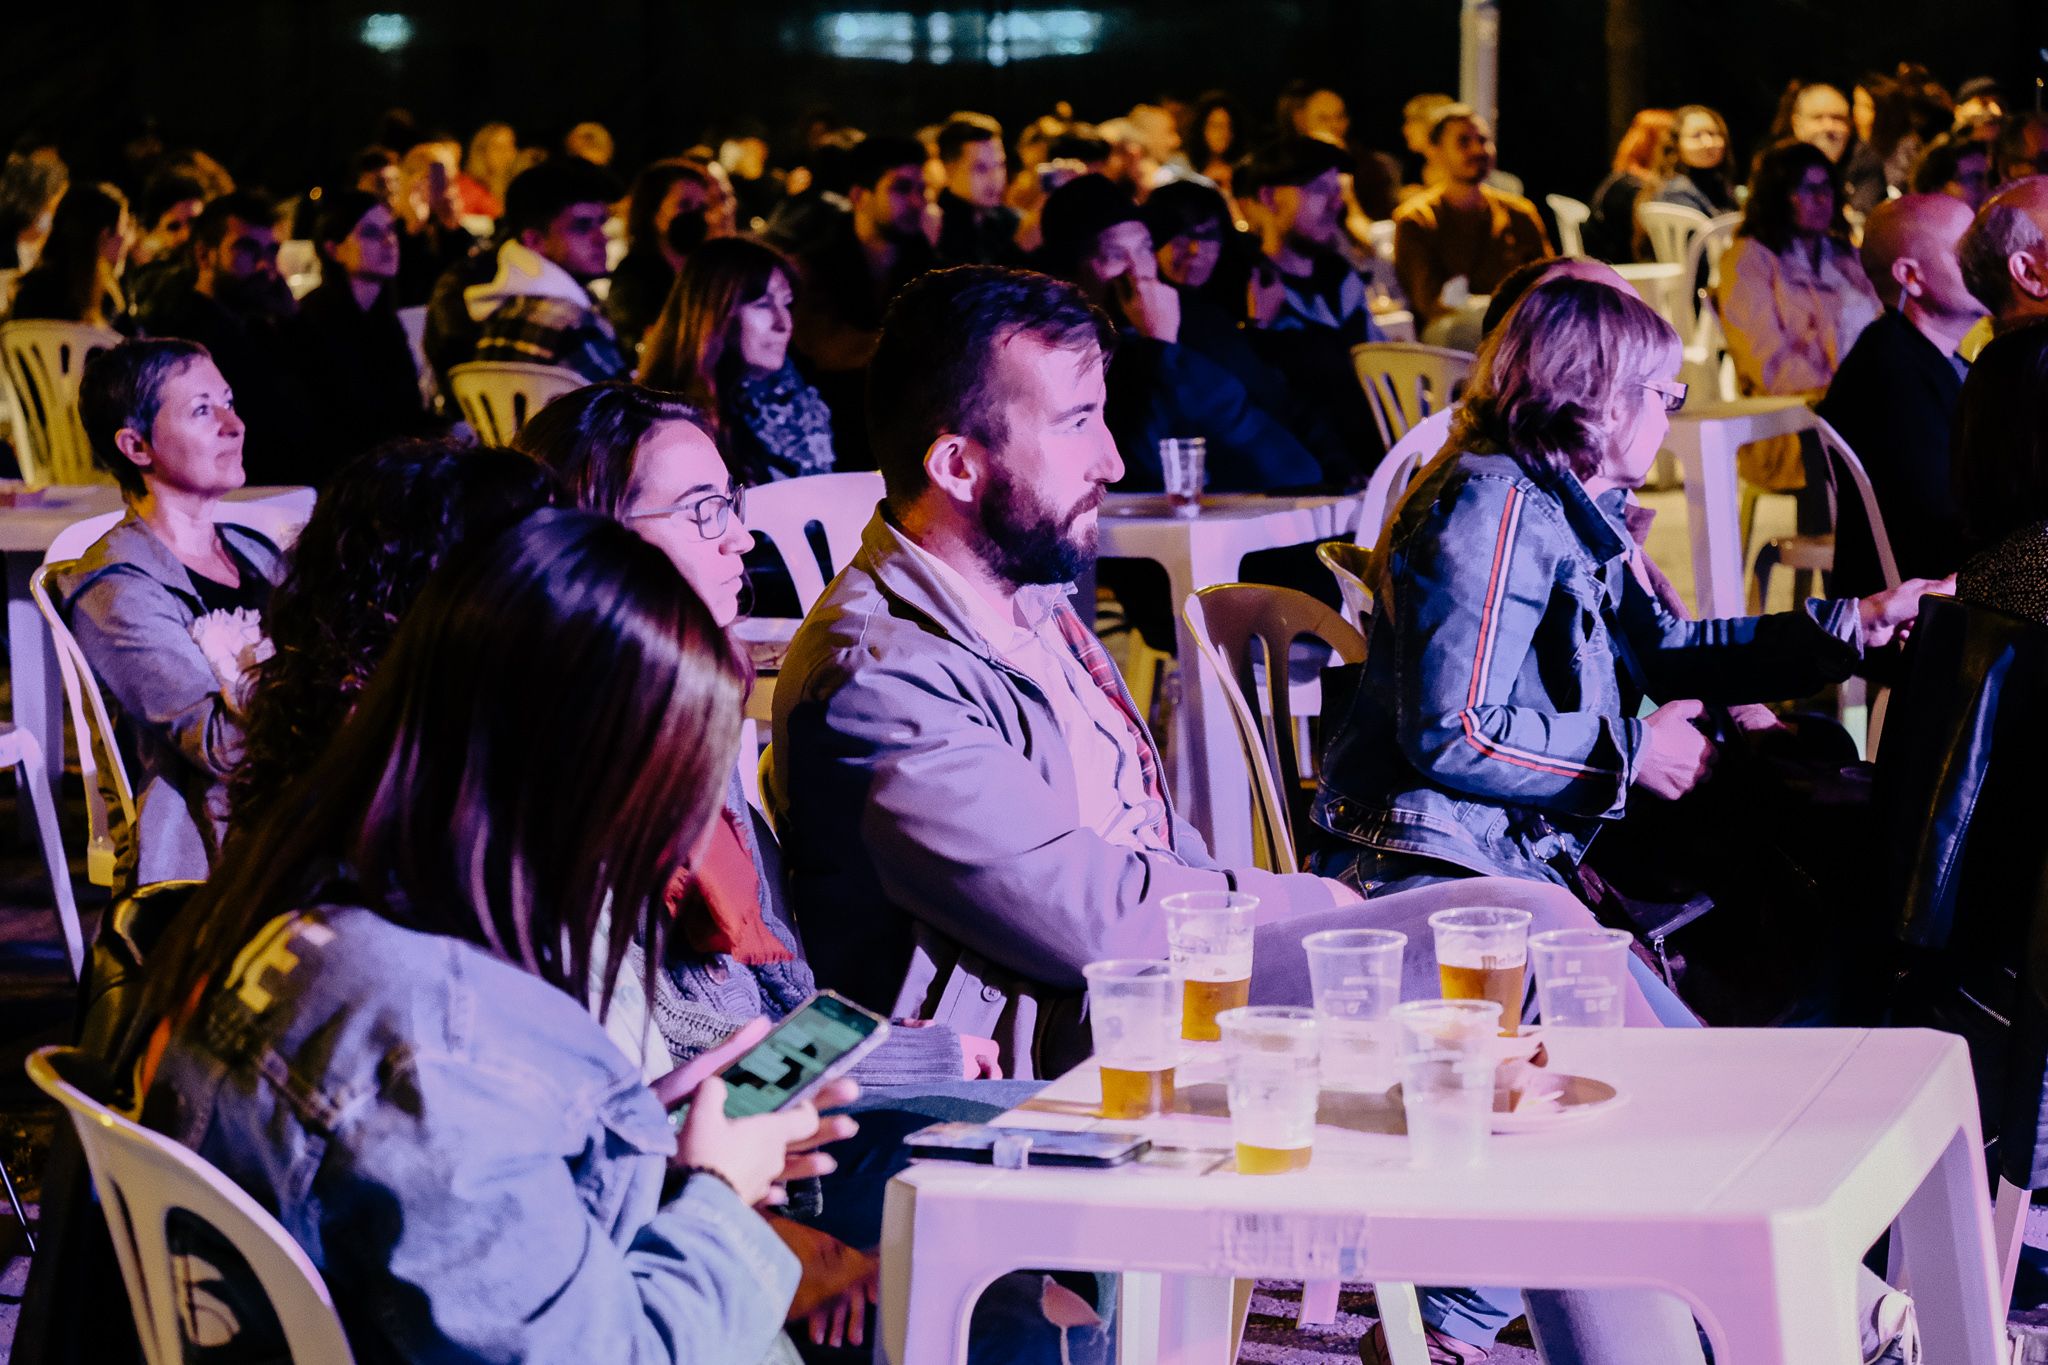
[1450,275,1680,481]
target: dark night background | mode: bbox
[5,1,2046,209]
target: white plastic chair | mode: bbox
[1636,201,1710,267]
[741,470,885,614]
[278,238,321,300]
[1679,214,1744,401]
[1353,407,1452,556]
[448,361,583,445]
[1545,194,1591,258]
[0,319,123,487]
[1350,342,1474,450]
[27,1046,359,1365]
[394,304,438,409]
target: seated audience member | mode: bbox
[1996,113,2048,185]
[1186,90,1246,197]
[0,150,66,270]
[1817,195,1985,596]
[130,190,312,484]
[1652,105,1741,217]
[1954,76,2006,135]
[1584,109,1673,264]
[1957,175,2048,339]
[1783,80,1855,168]
[935,116,1022,266]
[638,237,836,483]
[1040,174,1324,491]
[8,182,131,331]
[56,340,284,890]
[128,172,205,271]
[290,190,436,483]
[134,510,850,1362]
[1911,132,1994,210]
[606,158,728,355]
[1392,105,1552,341]
[456,120,518,220]
[564,120,616,166]
[718,125,784,233]
[351,145,401,207]
[1845,66,1954,216]
[1239,137,1385,346]
[1398,91,1525,202]
[459,157,630,383]
[391,139,481,307]
[1715,139,1881,531]
[1953,325,2048,623]
[776,132,938,467]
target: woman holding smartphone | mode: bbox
[132,511,853,1361]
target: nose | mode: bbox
[724,517,756,556]
[220,405,246,437]
[1094,428,1125,486]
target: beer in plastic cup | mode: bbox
[1302,928,1407,1092]
[1162,891,1257,1041]
[1393,998,1501,1169]
[1218,1005,1320,1173]
[1429,907,1532,1036]
[1083,959,1181,1118]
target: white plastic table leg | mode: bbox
[1893,1128,2009,1365]
[883,1180,1002,1365]
[1375,1283,1431,1365]
[1154,1273,1237,1363]
[1297,1276,1340,1324]
[12,731,81,978]
[1671,422,1746,619]
[1691,1251,1864,1365]
[5,553,61,837]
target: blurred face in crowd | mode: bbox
[2005,121,2048,184]
[1436,116,1496,187]
[1202,106,1234,159]
[357,161,400,209]
[1943,146,1994,210]
[1156,220,1224,290]
[118,358,247,499]
[720,136,769,182]
[655,176,713,255]
[1791,85,1852,164]
[1078,220,1157,300]
[623,419,754,627]
[946,137,1009,210]
[1677,112,1727,172]
[1403,98,1452,156]
[1879,196,1985,324]
[475,125,519,180]
[734,269,796,374]
[1129,106,1182,163]
[856,163,929,243]
[566,122,615,166]
[206,215,281,286]
[1956,93,2003,129]
[1788,163,1838,237]
[332,203,401,283]
[1299,90,1350,146]
[1265,168,1345,250]
[1852,86,1877,146]
[967,335,1122,587]
[528,200,611,280]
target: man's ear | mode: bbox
[922,433,983,503]
[2014,249,2048,301]
[1891,256,1923,300]
[113,425,152,471]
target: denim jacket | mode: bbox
[142,901,800,1364]
[1313,448,1864,884]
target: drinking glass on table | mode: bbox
[1530,928,1632,1030]
[1083,959,1181,1119]
[1429,907,1532,1036]
[1217,1006,1320,1174]
[1158,437,1206,518]
[1162,891,1257,1041]
[1393,999,1501,1170]
[1302,928,1406,1092]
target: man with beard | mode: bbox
[132,190,315,484]
[1392,105,1551,342]
[767,266,1367,1078]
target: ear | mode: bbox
[2013,249,2048,301]
[1890,256,1922,299]
[517,227,546,252]
[112,425,153,471]
[922,433,984,504]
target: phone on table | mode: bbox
[669,990,889,1128]
[905,1122,1150,1168]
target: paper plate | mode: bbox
[1489,1072,1623,1133]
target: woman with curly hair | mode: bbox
[227,439,557,830]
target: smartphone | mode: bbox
[671,991,889,1127]
[905,1122,1150,1168]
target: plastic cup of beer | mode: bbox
[1302,928,1407,1092]
[1083,959,1181,1119]
[1159,437,1207,518]
[1530,928,1632,1031]
[1162,891,1258,1041]
[1428,907,1532,1036]
[1217,1005,1320,1174]
[1392,998,1501,1169]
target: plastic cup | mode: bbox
[1393,998,1501,1169]
[1429,907,1532,1036]
[1530,928,1632,1030]
[1302,928,1407,1092]
[1162,891,1257,1042]
[1159,437,1207,517]
[1217,1006,1320,1173]
[1083,959,1181,1118]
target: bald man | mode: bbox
[1818,194,1987,594]
[1958,175,2048,336]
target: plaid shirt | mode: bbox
[473,295,630,383]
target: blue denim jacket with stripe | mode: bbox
[1313,447,1864,884]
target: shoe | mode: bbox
[1358,1319,1491,1365]
[1864,1289,1921,1365]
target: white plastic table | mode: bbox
[1,483,315,802]
[1097,492,1365,866]
[1663,396,1819,619]
[881,1028,2003,1365]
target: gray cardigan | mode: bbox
[51,513,282,889]
[767,510,1343,1079]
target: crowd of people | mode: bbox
[8,62,2048,1365]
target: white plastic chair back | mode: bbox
[742,470,885,614]
[448,361,583,445]
[1545,195,1591,258]
[278,239,321,300]
[1317,540,1374,630]
[27,1047,359,1365]
[1350,342,1474,450]
[32,511,131,886]
[1815,416,1900,591]
[1636,201,1710,266]
[218,488,319,548]
[0,319,123,487]
[395,304,437,408]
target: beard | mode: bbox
[974,464,1102,587]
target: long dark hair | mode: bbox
[514,382,716,515]
[1953,326,2048,550]
[637,236,796,427]
[142,510,748,1038]
[229,440,560,830]
[17,181,125,323]
[1740,138,1847,254]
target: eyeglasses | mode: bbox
[1643,379,1688,414]
[624,483,747,539]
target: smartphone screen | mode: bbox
[717,992,887,1118]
